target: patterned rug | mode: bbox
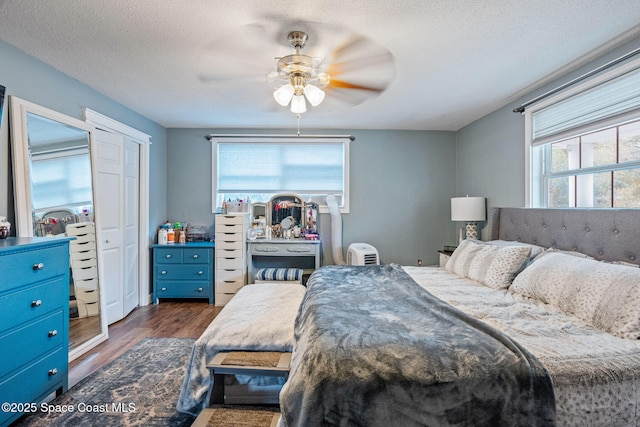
[14,338,197,426]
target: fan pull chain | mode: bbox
[297,114,301,136]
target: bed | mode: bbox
[278,208,640,427]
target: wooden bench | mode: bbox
[203,351,292,409]
[192,405,280,427]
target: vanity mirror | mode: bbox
[10,96,108,360]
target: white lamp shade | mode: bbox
[451,197,486,222]
[290,94,307,113]
[304,83,325,106]
[274,84,294,106]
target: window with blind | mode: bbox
[31,149,93,212]
[525,57,640,208]
[211,136,350,212]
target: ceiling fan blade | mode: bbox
[327,79,385,92]
[326,51,394,76]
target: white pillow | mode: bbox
[446,240,531,289]
[472,240,546,262]
[511,252,640,339]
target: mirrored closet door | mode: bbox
[10,96,109,361]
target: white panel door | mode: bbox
[123,137,140,317]
[94,129,124,325]
[94,129,140,324]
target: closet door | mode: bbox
[94,129,140,324]
[123,138,140,316]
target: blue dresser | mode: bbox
[153,242,215,304]
[0,237,71,426]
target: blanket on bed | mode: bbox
[279,264,556,427]
[176,283,306,415]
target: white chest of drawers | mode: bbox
[214,214,249,306]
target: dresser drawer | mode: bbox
[216,248,243,258]
[214,292,236,306]
[154,248,183,263]
[0,245,68,292]
[0,310,64,377]
[155,264,210,281]
[155,282,211,298]
[249,243,315,255]
[216,232,244,242]
[0,278,66,335]
[216,214,247,225]
[183,248,211,264]
[215,281,243,294]
[216,268,244,283]
[216,256,244,270]
[215,240,244,250]
[215,223,244,234]
[0,347,66,424]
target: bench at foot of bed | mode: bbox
[192,405,280,427]
[204,351,292,409]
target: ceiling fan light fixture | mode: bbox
[269,31,329,115]
[291,94,307,114]
[274,84,295,106]
[304,83,325,106]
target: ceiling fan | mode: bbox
[266,31,330,114]
[199,21,395,115]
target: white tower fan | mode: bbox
[347,243,380,265]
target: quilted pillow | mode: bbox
[446,240,531,289]
[511,252,640,339]
[481,239,545,261]
[445,239,482,277]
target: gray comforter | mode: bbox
[279,264,556,426]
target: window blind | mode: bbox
[531,65,640,146]
[217,142,344,194]
[31,152,93,210]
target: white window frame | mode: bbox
[525,56,640,207]
[210,134,351,213]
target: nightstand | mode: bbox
[438,250,454,267]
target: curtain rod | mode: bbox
[206,133,355,141]
[513,46,640,114]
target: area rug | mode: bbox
[14,337,197,426]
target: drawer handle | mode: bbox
[166,254,172,259]
[48,368,58,376]
[255,247,279,252]
[197,287,204,292]
[161,287,167,291]
[287,247,311,253]
[31,300,43,307]
[161,270,167,275]
[224,280,235,283]
[192,254,199,259]
[48,330,58,337]
[33,263,44,270]
[197,271,204,275]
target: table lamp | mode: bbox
[451,196,486,241]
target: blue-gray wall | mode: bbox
[4,32,636,268]
[456,35,640,239]
[0,39,167,243]
[166,128,456,266]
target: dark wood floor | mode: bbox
[69,301,222,388]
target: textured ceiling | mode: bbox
[1,0,639,131]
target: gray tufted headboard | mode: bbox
[489,207,640,266]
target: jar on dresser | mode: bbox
[152,242,215,304]
[0,237,72,426]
